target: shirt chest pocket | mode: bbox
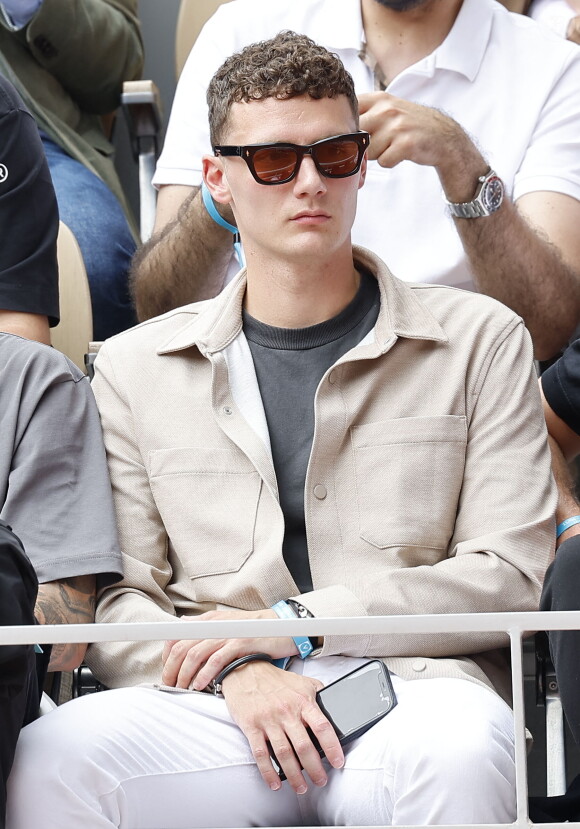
[351,415,467,550]
[149,447,262,578]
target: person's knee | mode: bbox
[389,680,515,788]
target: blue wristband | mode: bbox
[556,515,580,538]
[201,182,245,267]
[271,600,313,659]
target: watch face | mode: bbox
[481,176,504,214]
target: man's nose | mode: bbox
[293,153,327,194]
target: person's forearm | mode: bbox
[452,200,580,360]
[131,188,234,321]
[427,125,580,360]
[547,435,580,547]
[436,151,580,360]
[35,575,95,671]
[359,93,580,359]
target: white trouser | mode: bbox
[6,656,516,828]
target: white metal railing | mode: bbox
[3,609,580,829]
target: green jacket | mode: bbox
[0,0,144,239]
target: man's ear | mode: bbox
[202,155,231,205]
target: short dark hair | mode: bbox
[207,30,359,145]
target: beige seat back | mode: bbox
[175,0,233,79]
[51,222,93,372]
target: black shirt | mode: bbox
[0,74,59,325]
[542,337,580,435]
[244,269,380,592]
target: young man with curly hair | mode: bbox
[7,32,555,828]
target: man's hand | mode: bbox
[161,609,299,690]
[358,91,486,200]
[222,659,344,793]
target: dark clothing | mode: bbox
[0,333,122,586]
[0,74,59,324]
[0,335,122,827]
[540,537,580,747]
[540,339,580,757]
[0,520,37,829]
[244,270,380,592]
[534,343,580,818]
[529,537,580,821]
[542,337,580,436]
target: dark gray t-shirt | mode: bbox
[0,333,122,586]
[244,270,380,592]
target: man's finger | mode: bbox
[249,733,286,792]
[162,638,218,687]
[190,644,243,690]
[162,639,179,665]
[264,733,308,794]
[358,90,395,114]
[357,91,377,114]
[284,721,329,788]
[305,702,344,771]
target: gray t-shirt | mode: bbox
[244,269,380,592]
[0,333,122,586]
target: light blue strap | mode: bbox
[201,182,245,267]
[271,600,313,659]
[556,515,580,538]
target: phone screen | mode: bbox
[316,661,395,739]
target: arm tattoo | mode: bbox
[35,576,96,671]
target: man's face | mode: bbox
[203,94,366,268]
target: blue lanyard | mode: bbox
[201,182,245,268]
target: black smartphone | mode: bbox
[269,660,397,781]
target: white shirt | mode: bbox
[154,0,580,291]
[529,0,577,37]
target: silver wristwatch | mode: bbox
[446,169,504,219]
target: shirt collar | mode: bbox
[432,0,494,82]
[156,246,447,358]
[361,0,494,87]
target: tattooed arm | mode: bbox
[35,575,96,671]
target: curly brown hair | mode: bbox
[207,30,359,145]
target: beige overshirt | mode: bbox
[87,247,556,701]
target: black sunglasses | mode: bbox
[213,132,370,185]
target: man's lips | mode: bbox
[291,211,331,224]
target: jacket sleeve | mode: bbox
[297,319,557,660]
[87,344,181,688]
[3,0,143,114]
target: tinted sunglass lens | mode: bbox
[316,139,361,177]
[252,147,298,182]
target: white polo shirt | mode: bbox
[529,0,577,37]
[154,0,580,291]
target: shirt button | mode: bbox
[223,406,233,415]
[328,371,336,385]
[313,485,327,500]
[412,659,427,672]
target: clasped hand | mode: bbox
[162,609,344,793]
[161,607,298,690]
